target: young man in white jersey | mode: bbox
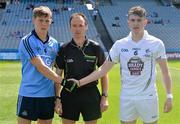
[70,6,173,124]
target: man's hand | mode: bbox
[61,79,78,92]
[100,96,109,112]
[54,98,62,115]
[164,98,173,113]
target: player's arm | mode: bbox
[30,57,62,84]
[69,42,118,87]
[78,60,114,87]
[157,59,173,113]
[20,38,62,84]
[54,68,63,115]
[158,59,172,95]
[55,68,63,97]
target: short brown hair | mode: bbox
[33,6,52,18]
[128,6,146,18]
[69,13,88,25]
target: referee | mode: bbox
[55,13,109,124]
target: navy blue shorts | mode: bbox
[16,95,55,121]
[60,86,101,121]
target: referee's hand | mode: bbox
[61,79,79,92]
[100,96,109,112]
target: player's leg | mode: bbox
[37,97,55,124]
[135,98,158,124]
[62,118,76,124]
[17,96,38,124]
[37,119,52,124]
[17,117,31,124]
[143,120,157,124]
[85,120,97,124]
[120,98,138,124]
[121,120,136,124]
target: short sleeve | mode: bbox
[18,36,39,60]
[55,46,65,69]
[108,42,120,63]
[96,45,106,67]
[155,40,167,60]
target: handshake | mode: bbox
[61,79,80,92]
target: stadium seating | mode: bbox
[98,0,180,52]
[0,2,105,51]
[0,0,180,53]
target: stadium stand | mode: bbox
[0,1,105,53]
[0,0,180,59]
[98,0,180,52]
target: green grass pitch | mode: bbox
[0,61,179,124]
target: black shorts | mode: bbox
[60,86,101,121]
[16,95,55,121]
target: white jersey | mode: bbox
[109,30,166,99]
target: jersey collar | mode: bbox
[32,29,50,44]
[71,37,89,48]
[127,30,149,41]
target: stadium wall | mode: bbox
[0,50,19,60]
[0,51,180,60]
[166,52,180,60]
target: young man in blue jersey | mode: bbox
[17,6,63,124]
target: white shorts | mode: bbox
[120,97,159,123]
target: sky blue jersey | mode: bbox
[18,30,59,97]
